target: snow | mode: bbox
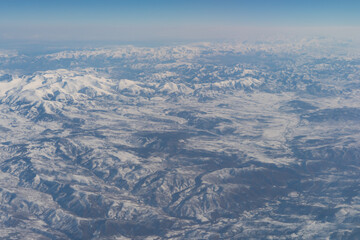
[0,38,360,239]
[117,79,151,94]
[1,69,115,107]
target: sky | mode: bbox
[0,0,359,42]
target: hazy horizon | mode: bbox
[1,0,359,43]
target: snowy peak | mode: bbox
[0,69,115,106]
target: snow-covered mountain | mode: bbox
[0,39,360,239]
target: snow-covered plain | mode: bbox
[0,38,360,239]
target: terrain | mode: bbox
[0,38,360,239]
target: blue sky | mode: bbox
[0,0,359,42]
